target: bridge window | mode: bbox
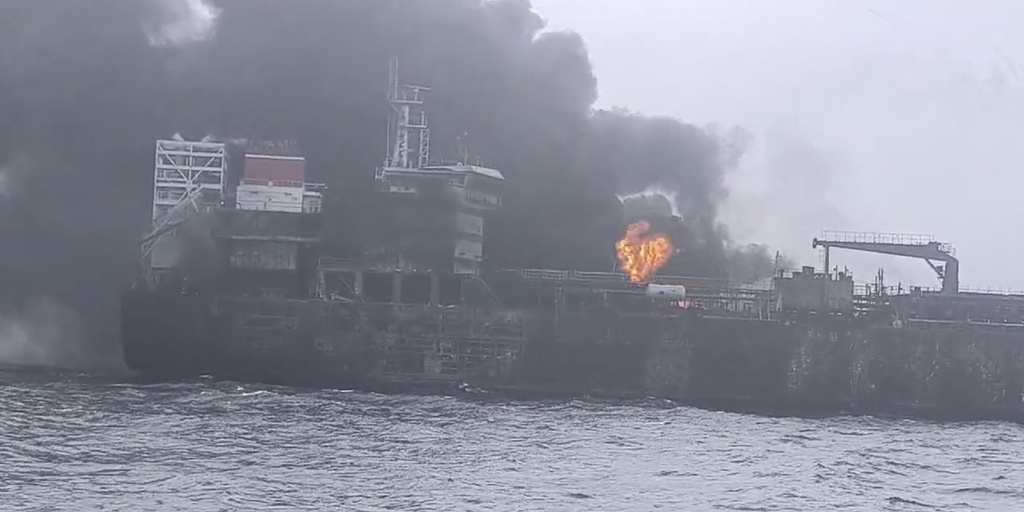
[363,272,394,303]
[564,291,601,313]
[401,274,432,305]
[536,288,557,309]
[607,293,649,313]
[324,271,356,300]
[438,276,462,306]
[328,315,355,331]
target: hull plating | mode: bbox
[122,289,1024,423]
[121,288,524,391]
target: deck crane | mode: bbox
[812,231,959,295]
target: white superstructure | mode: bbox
[152,137,226,223]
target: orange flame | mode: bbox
[615,220,674,283]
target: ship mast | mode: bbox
[374,57,504,275]
[384,56,430,170]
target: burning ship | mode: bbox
[122,60,1024,423]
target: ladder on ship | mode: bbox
[140,184,209,261]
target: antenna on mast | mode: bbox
[383,56,430,170]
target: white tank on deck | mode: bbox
[645,284,687,300]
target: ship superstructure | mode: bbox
[137,135,326,296]
[374,57,503,276]
[143,136,227,283]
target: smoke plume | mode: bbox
[0,298,97,370]
[146,0,221,48]
[0,165,11,199]
[0,0,780,367]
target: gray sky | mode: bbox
[531,0,1024,291]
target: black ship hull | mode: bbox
[121,286,524,393]
[121,288,375,388]
[121,285,1024,424]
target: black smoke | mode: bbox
[0,0,779,367]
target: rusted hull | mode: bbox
[121,288,525,392]
[122,289,1024,422]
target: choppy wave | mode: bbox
[1,366,1023,511]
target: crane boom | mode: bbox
[812,231,959,294]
